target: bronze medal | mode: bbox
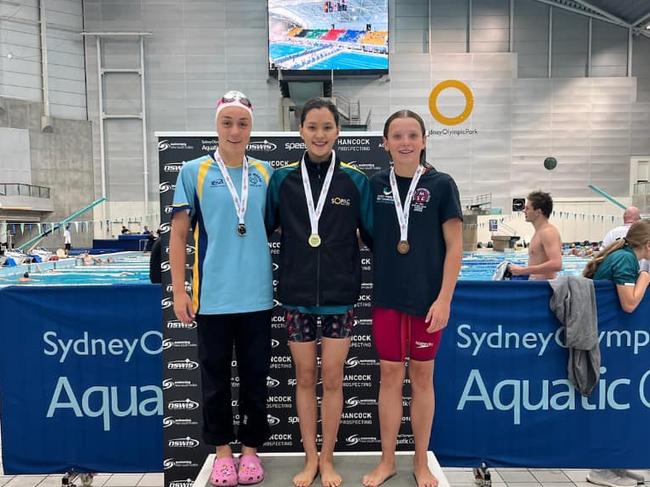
[397,240,410,254]
[237,223,247,236]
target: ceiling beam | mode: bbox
[531,0,628,28]
[571,0,631,27]
[631,10,650,27]
[530,0,650,39]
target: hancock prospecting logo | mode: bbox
[428,80,474,126]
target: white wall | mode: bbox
[77,0,650,235]
[0,0,86,119]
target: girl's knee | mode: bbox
[320,364,344,391]
[295,366,318,388]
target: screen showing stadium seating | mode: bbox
[268,0,389,74]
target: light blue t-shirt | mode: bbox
[172,154,274,315]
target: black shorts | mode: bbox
[65,243,71,251]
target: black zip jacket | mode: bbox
[265,153,373,308]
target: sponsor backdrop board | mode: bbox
[0,285,163,474]
[157,132,392,485]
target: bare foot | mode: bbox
[362,461,396,487]
[413,459,438,487]
[319,457,342,487]
[293,456,319,487]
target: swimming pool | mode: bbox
[0,252,151,285]
[269,43,308,59]
[3,251,587,285]
[459,251,589,280]
[309,51,388,70]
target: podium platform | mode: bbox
[194,452,449,487]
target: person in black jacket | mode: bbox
[266,98,372,487]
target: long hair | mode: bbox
[584,220,650,278]
[383,109,427,164]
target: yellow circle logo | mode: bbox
[428,80,474,126]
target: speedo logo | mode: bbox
[159,223,171,234]
[161,298,173,309]
[285,142,306,150]
[168,399,199,411]
[167,359,199,370]
[267,376,280,388]
[330,196,351,206]
[247,140,277,152]
[168,436,200,448]
[267,414,281,426]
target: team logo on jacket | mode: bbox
[330,196,351,206]
[248,173,263,187]
[377,187,393,204]
[412,188,430,212]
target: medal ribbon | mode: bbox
[300,150,336,238]
[213,150,249,227]
[389,164,425,243]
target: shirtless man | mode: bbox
[509,191,562,280]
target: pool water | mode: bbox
[269,43,308,59]
[1,253,151,286]
[309,51,388,70]
[4,251,588,285]
[459,252,589,280]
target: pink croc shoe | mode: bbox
[238,454,265,485]
[210,456,239,487]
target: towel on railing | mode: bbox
[549,275,600,396]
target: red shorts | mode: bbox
[372,307,443,362]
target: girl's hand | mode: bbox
[425,298,451,333]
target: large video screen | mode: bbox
[268,0,389,74]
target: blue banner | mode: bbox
[432,280,650,468]
[0,285,163,474]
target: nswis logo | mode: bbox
[247,140,277,152]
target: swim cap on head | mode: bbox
[216,90,253,120]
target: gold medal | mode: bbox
[308,234,321,248]
[397,240,410,254]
